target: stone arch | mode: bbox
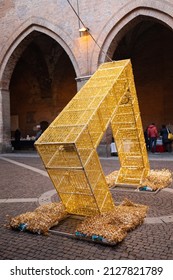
[0,17,81,152]
[0,16,81,90]
[94,2,173,132]
[87,0,173,151]
[89,0,173,71]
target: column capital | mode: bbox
[75,75,91,82]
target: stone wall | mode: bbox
[0,0,173,151]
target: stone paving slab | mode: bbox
[0,152,172,260]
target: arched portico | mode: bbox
[89,1,173,146]
[89,0,173,71]
[0,17,81,88]
[0,18,80,152]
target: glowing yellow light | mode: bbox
[35,59,150,216]
[79,27,89,32]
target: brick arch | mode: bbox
[90,0,173,71]
[0,17,80,90]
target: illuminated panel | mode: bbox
[35,59,150,216]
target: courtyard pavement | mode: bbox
[0,151,172,260]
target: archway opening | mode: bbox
[9,31,77,140]
[112,19,173,132]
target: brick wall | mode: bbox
[0,0,173,151]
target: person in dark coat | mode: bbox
[144,127,149,150]
[160,124,172,152]
[14,129,21,150]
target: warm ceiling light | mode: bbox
[79,27,89,32]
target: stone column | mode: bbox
[75,75,91,91]
[0,87,12,153]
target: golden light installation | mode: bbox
[35,59,150,216]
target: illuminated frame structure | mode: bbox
[35,60,150,216]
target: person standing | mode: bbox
[35,121,49,140]
[144,127,149,150]
[147,123,158,153]
[160,124,172,152]
[14,128,21,150]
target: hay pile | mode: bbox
[9,202,67,234]
[141,169,172,190]
[76,199,148,243]
[106,169,173,190]
[105,170,118,187]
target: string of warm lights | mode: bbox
[66,0,112,62]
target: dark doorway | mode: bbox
[113,21,173,131]
[10,32,77,139]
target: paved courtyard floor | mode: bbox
[0,151,172,260]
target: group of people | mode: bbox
[13,121,49,150]
[144,123,173,153]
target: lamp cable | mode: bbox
[66,0,112,62]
